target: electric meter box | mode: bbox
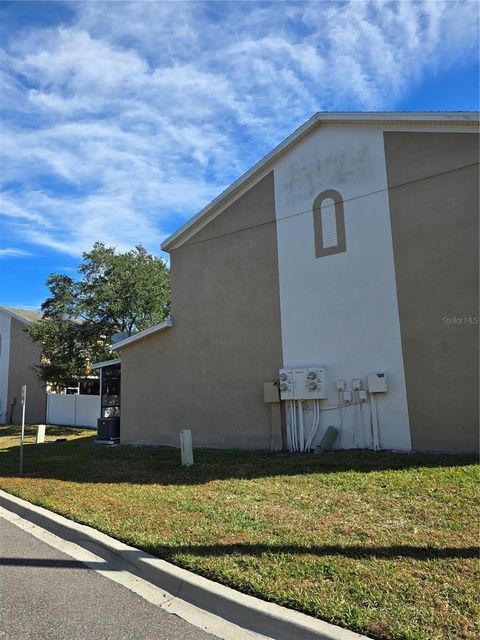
[368,372,388,393]
[279,367,327,400]
[278,368,294,400]
[305,367,328,399]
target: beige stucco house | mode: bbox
[0,307,47,424]
[113,112,479,454]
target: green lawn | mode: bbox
[0,425,478,640]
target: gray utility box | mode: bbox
[97,417,120,441]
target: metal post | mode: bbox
[99,366,103,419]
[19,385,26,475]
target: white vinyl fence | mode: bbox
[46,394,100,428]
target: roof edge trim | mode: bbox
[0,306,41,325]
[161,111,479,252]
[91,358,121,370]
[111,318,172,350]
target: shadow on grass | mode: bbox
[0,425,95,437]
[0,426,477,485]
[140,542,479,561]
[0,545,477,570]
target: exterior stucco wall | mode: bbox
[274,124,412,450]
[120,121,478,453]
[0,312,12,423]
[7,318,46,424]
[120,172,283,448]
[384,131,479,453]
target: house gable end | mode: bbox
[182,171,275,249]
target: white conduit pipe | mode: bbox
[290,400,295,452]
[286,400,293,452]
[313,399,320,448]
[292,400,298,451]
[292,401,296,452]
[370,395,380,450]
[305,399,316,451]
[316,399,321,447]
[306,399,320,451]
[308,400,320,449]
[298,400,305,452]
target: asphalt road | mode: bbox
[0,516,215,640]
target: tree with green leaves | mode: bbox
[28,243,170,390]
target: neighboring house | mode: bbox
[113,112,479,454]
[0,307,47,424]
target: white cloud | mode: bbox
[0,248,32,259]
[0,0,478,256]
[18,28,148,92]
[0,194,51,226]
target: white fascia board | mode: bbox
[161,111,479,252]
[91,358,121,370]
[312,111,479,123]
[111,318,172,350]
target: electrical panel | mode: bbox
[278,367,327,400]
[368,372,387,393]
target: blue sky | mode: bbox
[0,0,478,310]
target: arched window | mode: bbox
[313,189,346,258]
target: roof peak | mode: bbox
[161,111,479,252]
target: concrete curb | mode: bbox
[0,490,369,640]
